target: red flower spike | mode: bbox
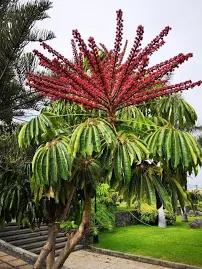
[27,10,201,117]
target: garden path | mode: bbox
[64,250,170,269]
[0,251,32,268]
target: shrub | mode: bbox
[139,204,158,225]
[164,210,176,225]
[197,201,202,211]
[91,183,116,234]
[139,204,176,225]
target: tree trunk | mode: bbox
[34,185,76,268]
[33,223,59,269]
[51,193,91,269]
[46,224,58,269]
[181,207,188,222]
[156,191,167,228]
[158,204,167,228]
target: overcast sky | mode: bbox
[26,0,202,187]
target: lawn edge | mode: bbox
[88,245,202,269]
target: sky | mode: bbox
[25,0,202,187]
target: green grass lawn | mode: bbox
[95,216,202,267]
[115,202,133,211]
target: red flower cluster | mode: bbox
[26,9,202,118]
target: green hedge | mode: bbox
[138,204,176,225]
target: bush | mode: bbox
[138,204,176,226]
[165,210,176,225]
[139,204,158,225]
[197,201,202,211]
[91,183,116,234]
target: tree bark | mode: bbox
[51,193,91,269]
[46,224,58,269]
[33,223,59,269]
[181,207,188,222]
[156,191,166,228]
[34,185,76,268]
[158,204,167,228]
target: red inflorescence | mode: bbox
[27,9,202,117]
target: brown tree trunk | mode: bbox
[33,223,59,269]
[46,224,58,269]
[51,193,91,269]
[33,185,76,268]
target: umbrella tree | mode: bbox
[18,9,202,269]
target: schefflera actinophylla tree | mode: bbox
[19,9,202,269]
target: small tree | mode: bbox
[18,9,202,269]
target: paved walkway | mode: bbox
[64,250,171,269]
[0,251,32,269]
[0,249,182,269]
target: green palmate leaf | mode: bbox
[32,147,45,185]
[157,127,166,157]
[116,105,145,121]
[97,121,115,145]
[170,177,188,201]
[178,132,189,169]
[86,126,93,156]
[164,128,172,163]
[41,150,49,185]
[151,116,169,127]
[172,131,181,169]
[134,139,149,161]
[125,143,135,165]
[145,176,156,205]
[113,131,149,182]
[181,132,202,175]
[59,141,72,169]
[182,99,197,127]
[122,144,131,183]
[92,125,101,152]
[80,127,88,157]
[32,138,72,186]
[177,189,185,210]
[48,145,58,183]
[130,143,143,165]
[146,125,201,172]
[144,129,159,157]
[18,112,60,148]
[114,145,122,180]
[71,118,116,157]
[186,132,202,158]
[71,123,85,157]
[158,96,197,128]
[100,146,113,169]
[55,144,69,180]
[38,149,47,185]
[151,176,172,211]
[120,163,168,208]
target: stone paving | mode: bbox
[0,251,32,269]
[64,250,171,269]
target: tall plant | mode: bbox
[19,9,202,269]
